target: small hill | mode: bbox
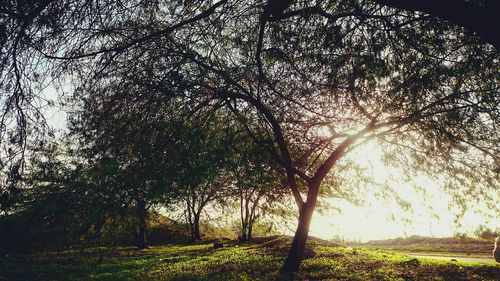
[362,235,494,254]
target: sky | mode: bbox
[304,142,499,242]
[308,193,495,242]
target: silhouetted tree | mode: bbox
[159,2,499,271]
[1,0,497,180]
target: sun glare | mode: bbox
[305,142,499,242]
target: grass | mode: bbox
[0,237,499,281]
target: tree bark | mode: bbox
[192,214,201,241]
[247,221,253,241]
[246,200,257,241]
[239,189,251,242]
[280,200,316,273]
[135,200,148,249]
[186,193,201,242]
[240,232,248,242]
[240,219,249,242]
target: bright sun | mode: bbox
[303,142,498,242]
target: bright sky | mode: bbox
[42,96,68,136]
[304,142,499,242]
[308,198,477,243]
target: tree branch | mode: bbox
[39,0,228,60]
[370,0,500,49]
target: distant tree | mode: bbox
[182,175,232,242]
[474,226,499,240]
[171,117,236,242]
[0,140,137,252]
[231,139,288,242]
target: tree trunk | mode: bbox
[281,200,316,273]
[192,214,201,241]
[240,216,248,242]
[247,194,260,242]
[189,222,195,241]
[247,221,253,241]
[240,232,248,242]
[240,189,250,242]
[135,200,148,249]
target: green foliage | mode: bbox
[0,142,125,253]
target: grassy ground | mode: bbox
[0,236,499,281]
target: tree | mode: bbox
[171,118,236,241]
[474,225,499,240]
[158,1,498,272]
[232,138,287,242]
[1,140,135,252]
[1,0,498,274]
[70,80,184,249]
[1,0,497,203]
[182,176,231,242]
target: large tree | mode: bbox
[156,2,499,272]
[0,0,497,195]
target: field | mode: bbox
[0,236,499,281]
[360,235,495,254]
